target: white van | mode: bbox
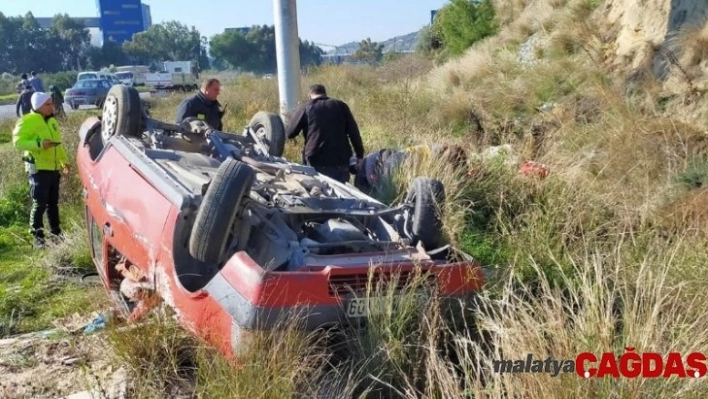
[115,71,135,86]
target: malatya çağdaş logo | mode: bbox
[493,348,707,378]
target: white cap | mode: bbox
[31,92,51,110]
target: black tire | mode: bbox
[249,111,286,157]
[101,84,142,142]
[405,177,447,249]
[189,158,255,264]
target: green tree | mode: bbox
[0,13,211,75]
[85,40,129,71]
[432,0,498,57]
[0,12,93,74]
[416,25,444,56]
[122,21,208,66]
[246,25,277,73]
[351,38,384,65]
[299,40,324,70]
[49,14,91,71]
[209,25,323,73]
[209,30,256,71]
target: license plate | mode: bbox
[346,297,389,318]
[345,290,431,318]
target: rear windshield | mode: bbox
[116,72,133,79]
[73,80,102,89]
[78,73,98,80]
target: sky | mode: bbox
[0,0,448,48]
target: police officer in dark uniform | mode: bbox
[175,78,226,131]
[286,84,365,183]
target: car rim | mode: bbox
[101,95,118,142]
[255,125,269,141]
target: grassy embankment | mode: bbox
[2,0,708,396]
[0,109,108,337]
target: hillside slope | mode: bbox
[326,30,421,55]
[428,0,708,126]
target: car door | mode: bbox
[99,80,112,101]
[91,142,173,271]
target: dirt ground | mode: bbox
[0,313,127,399]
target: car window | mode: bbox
[102,80,112,88]
[74,80,99,89]
[79,73,98,81]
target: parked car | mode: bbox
[76,85,486,359]
[115,71,134,86]
[65,79,112,110]
[106,73,121,86]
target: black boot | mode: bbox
[32,228,46,249]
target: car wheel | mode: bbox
[405,177,447,250]
[101,84,142,143]
[248,111,286,157]
[189,158,255,264]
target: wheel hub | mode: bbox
[255,126,267,140]
[101,95,118,142]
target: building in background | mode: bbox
[35,1,152,46]
[142,3,152,30]
[96,0,145,44]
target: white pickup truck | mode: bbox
[145,61,199,92]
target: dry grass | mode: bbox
[671,17,708,69]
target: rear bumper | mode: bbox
[202,252,485,331]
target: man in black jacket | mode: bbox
[285,84,365,183]
[175,78,226,131]
[16,85,34,117]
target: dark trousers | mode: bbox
[311,164,350,184]
[29,170,62,240]
[303,152,350,184]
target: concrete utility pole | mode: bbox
[273,0,302,120]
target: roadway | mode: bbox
[0,92,152,120]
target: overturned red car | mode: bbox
[76,84,485,358]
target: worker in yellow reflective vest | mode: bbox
[12,92,70,249]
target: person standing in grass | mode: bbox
[11,92,70,249]
[16,73,30,93]
[16,84,35,117]
[175,78,226,131]
[48,85,66,118]
[29,71,45,93]
[285,84,365,183]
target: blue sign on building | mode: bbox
[96,0,145,44]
